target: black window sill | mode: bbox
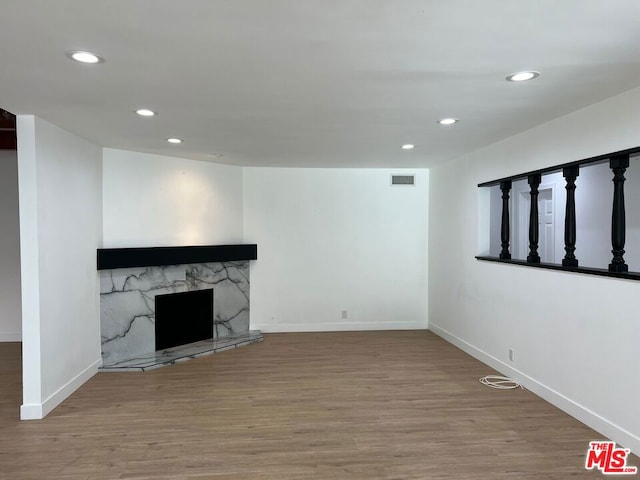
[475,256,640,281]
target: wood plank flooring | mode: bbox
[0,331,636,479]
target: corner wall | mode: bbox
[0,150,22,341]
[244,168,429,332]
[102,153,429,333]
[17,116,103,419]
[429,86,640,454]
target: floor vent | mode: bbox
[391,174,416,186]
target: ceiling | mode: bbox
[1,1,640,168]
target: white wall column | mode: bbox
[17,115,103,419]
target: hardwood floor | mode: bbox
[0,331,635,479]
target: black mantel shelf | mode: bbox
[97,244,257,270]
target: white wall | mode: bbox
[429,86,640,455]
[0,150,22,341]
[17,116,102,419]
[102,149,244,247]
[244,168,429,332]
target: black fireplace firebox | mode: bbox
[155,289,214,350]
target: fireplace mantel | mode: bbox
[97,244,257,270]
[98,244,257,367]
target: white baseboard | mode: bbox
[0,331,22,342]
[255,321,427,333]
[19,403,44,420]
[21,358,101,420]
[428,323,640,456]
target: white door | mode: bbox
[538,188,554,263]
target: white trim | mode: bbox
[20,358,101,420]
[19,403,43,420]
[0,331,22,342]
[428,323,640,456]
[256,321,427,333]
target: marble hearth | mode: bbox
[98,245,259,369]
[100,331,264,372]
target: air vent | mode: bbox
[391,174,416,186]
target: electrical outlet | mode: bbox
[341,310,348,319]
[509,348,514,362]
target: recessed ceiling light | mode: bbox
[167,138,182,144]
[401,144,415,150]
[136,109,155,117]
[66,51,104,64]
[438,118,459,126]
[209,153,224,158]
[506,71,540,82]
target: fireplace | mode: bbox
[155,289,214,350]
[99,244,257,365]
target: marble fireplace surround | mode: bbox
[98,245,259,369]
